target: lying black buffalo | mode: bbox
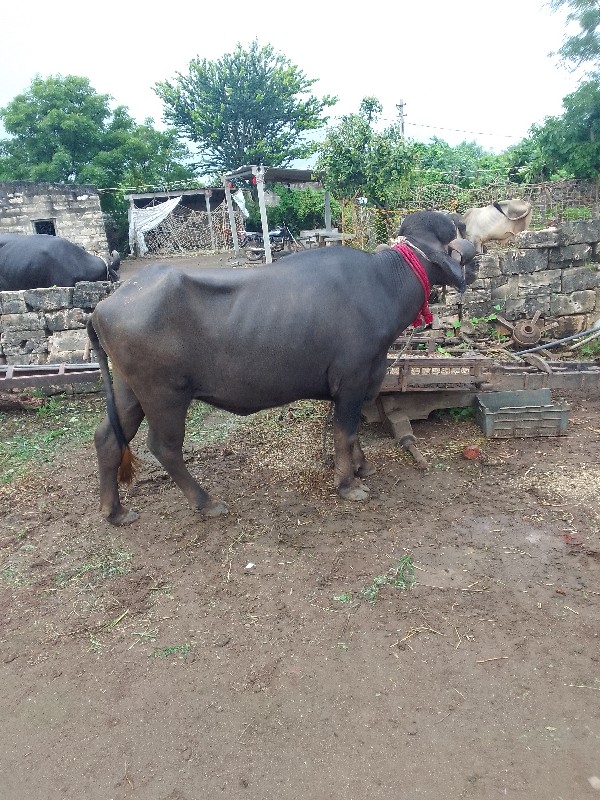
[0,233,120,291]
[87,210,477,526]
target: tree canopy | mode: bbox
[154,40,337,176]
[549,0,600,70]
[0,75,195,190]
[506,79,600,181]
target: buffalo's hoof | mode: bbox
[200,499,229,518]
[338,481,371,502]
[107,508,139,526]
[356,461,376,478]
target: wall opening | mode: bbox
[33,219,56,235]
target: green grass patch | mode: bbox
[333,555,416,606]
[185,400,242,446]
[150,644,192,659]
[0,393,105,484]
[54,547,133,588]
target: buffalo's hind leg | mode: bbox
[94,372,144,526]
[144,395,228,518]
[333,398,371,501]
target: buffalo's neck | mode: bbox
[382,248,431,333]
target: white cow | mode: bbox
[462,199,533,253]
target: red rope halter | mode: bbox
[392,243,433,328]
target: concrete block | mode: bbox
[549,243,593,265]
[500,248,548,274]
[72,281,113,308]
[0,291,28,314]
[517,228,560,248]
[561,264,600,293]
[24,287,73,311]
[45,308,88,331]
[550,291,597,316]
[558,219,600,245]
[1,311,45,331]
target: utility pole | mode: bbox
[396,100,406,138]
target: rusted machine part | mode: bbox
[512,318,543,347]
[496,311,543,347]
[522,353,553,374]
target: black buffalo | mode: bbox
[0,233,120,291]
[87,211,477,526]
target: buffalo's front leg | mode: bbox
[144,396,228,518]
[333,399,371,501]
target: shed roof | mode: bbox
[223,166,321,185]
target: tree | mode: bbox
[0,75,194,188]
[549,0,600,71]
[154,40,336,176]
[506,80,600,180]
[0,75,196,247]
[316,97,417,207]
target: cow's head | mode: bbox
[398,211,478,292]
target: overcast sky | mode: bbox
[1,0,586,161]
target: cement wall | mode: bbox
[0,282,115,366]
[0,182,109,256]
[449,218,600,336]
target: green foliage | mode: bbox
[0,75,196,248]
[448,406,475,422]
[563,205,593,219]
[150,644,192,659]
[549,0,600,70]
[579,337,600,357]
[316,97,418,205]
[0,394,104,483]
[246,185,341,234]
[506,80,600,181]
[154,40,336,176]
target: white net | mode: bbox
[134,199,245,256]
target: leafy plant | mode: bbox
[359,555,416,603]
[150,644,191,659]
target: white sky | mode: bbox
[0,0,586,161]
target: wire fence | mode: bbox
[137,179,600,255]
[342,180,600,250]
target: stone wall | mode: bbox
[0,282,115,366]
[452,218,600,336]
[0,182,109,256]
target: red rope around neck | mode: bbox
[392,242,434,328]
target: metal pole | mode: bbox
[396,99,405,138]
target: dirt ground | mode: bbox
[1,252,600,800]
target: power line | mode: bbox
[407,121,520,139]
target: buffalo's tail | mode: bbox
[87,316,139,484]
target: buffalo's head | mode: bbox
[398,211,478,292]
